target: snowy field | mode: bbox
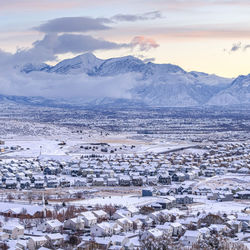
[190,196,250,214]
[194,173,250,190]
[69,195,161,207]
[1,133,195,158]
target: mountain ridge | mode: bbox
[5,53,250,107]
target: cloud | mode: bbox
[0,66,139,101]
[34,16,111,33]
[0,33,130,65]
[0,33,157,65]
[226,42,250,53]
[34,12,162,34]
[131,36,159,51]
[33,33,127,55]
[230,42,242,52]
[243,44,250,51]
[112,11,162,22]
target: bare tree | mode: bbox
[7,193,13,202]
[190,232,248,250]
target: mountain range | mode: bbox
[3,53,250,108]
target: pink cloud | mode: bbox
[131,36,159,51]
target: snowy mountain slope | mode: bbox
[18,63,51,73]
[48,53,104,74]
[208,74,250,106]
[12,53,250,107]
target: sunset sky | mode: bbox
[1,0,250,77]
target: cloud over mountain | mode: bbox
[112,11,162,22]
[34,16,111,33]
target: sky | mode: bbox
[0,0,250,78]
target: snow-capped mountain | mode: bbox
[11,53,249,107]
[18,63,51,73]
[48,52,104,74]
[208,74,250,106]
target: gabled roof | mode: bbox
[45,219,63,228]
[80,211,97,220]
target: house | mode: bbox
[176,195,194,205]
[20,180,31,189]
[81,237,112,250]
[74,179,86,187]
[147,176,158,186]
[134,215,154,228]
[180,230,202,247]
[141,228,163,240]
[3,224,24,239]
[158,174,171,185]
[16,239,28,250]
[42,219,63,233]
[132,176,143,186]
[45,233,64,247]
[94,237,111,250]
[235,214,250,231]
[198,227,210,238]
[46,179,59,188]
[127,206,139,216]
[0,231,9,241]
[217,193,234,202]
[3,207,44,219]
[79,211,97,227]
[34,180,45,189]
[107,178,118,186]
[204,169,216,177]
[209,224,230,234]
[119,176,131,186]
[90,222,113,236]
[194,187,212,196]
[207,192,219,200]
[110,235,129,247]
[116,217,133,232]
[28,236,47,250]
[149,210,166,223]
[93,210,109,221]
[64,217,85,231]
[93,177,105,186]
[156,199,172,209]
[170,222,183,236]
[44,166,59,175]
[159,188,172,196]
[227,220,242,233]
[166,196,177,207]
[60,179,70,187]
[113,209,131,219]
[235,191,250,200]
[172,173,185,182]
[131,217,143,230]
[5,179,17,189]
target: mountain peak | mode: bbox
[77,52,98,61]
[48,52,103,74]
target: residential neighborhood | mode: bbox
[0,138,248,249]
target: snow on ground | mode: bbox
[182,148,207,155]
[69,195,160,207]
[190,196,250,214]
[194,173,250,190]
[139,141,194,154]
[0,201,48,214]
